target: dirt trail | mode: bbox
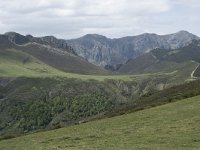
[191,64,200,78]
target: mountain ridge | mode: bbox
[118,40,200,75]
[0,32,108,75]
[1,31,199,70]
[67,30,200,67]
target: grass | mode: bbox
[0,95,199,150]
[0,49,68,77]
[0,60,172,81]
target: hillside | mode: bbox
[0,48,69,77]
[0,95,199,150]
[0,45,133,80]
[119,41,200,75]
[16,43,107,75]
[0,33,107,75]
[0,47,181,81]
[0,76,173,136]
[0,76,200,137]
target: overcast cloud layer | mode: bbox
[0,0,199,39]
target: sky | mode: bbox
[0,0,200,39]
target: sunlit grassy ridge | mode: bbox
[0,95,199,150]
[0,49,68,77]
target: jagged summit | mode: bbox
[2,32,76,55]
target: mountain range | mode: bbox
[67,31,199,68]
[1,30,199,72]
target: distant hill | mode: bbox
[118,40,200,76]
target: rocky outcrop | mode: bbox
[4,32,76,55]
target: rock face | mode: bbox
[67,31,200,67]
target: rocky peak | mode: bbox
[2,32,77,55]
[4,32,29,45]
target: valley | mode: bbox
[1,0,200,149]
[0,31,200,149]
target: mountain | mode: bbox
[0,32,107,75]
[4,32,76,54]
[118,40,200,76]
[1,31,200,76]
[3,31,199,71]
[67,31,200,68]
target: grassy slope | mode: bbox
[17,43,108,75]
[118,55,198,83]
[0,48,69,77]
[1,77,200,137]
[1,34,108,75]
[0,48,179,81]
[0,95,199,150]
[119,42,200,75]
[118,52,158,73]
[0,43,197,82]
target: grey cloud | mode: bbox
[0,0,199,39]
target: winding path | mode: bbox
[191,64,200,78]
